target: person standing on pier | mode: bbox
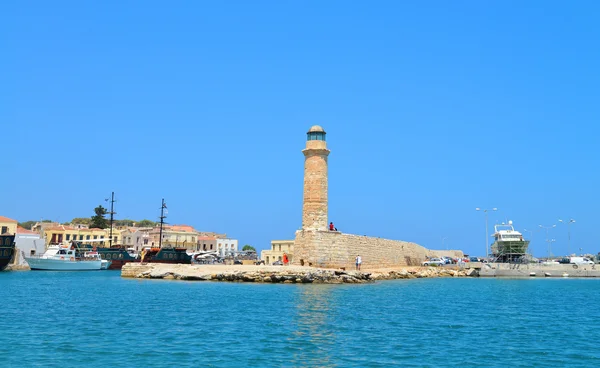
[355,255,362,270]
[283,253,289,266]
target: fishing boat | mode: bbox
[0,233,16,271]
[24,243,111,271]
[490,221,531,263]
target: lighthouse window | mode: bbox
[307,132,326,141]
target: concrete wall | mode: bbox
[292,230,463,269]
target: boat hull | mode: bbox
[0,234,16,271]
[24,257,103,271]
[96,247,191,269]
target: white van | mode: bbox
[569,257,594,265]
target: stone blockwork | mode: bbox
[302,140,329,231]
[292,230,463,269]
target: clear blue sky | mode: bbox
[2,0,598,257]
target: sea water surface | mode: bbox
[1,271,599,367]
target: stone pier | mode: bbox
[121,263,476,283]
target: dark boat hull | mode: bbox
[81,246,192,270]
[0,234,16,271]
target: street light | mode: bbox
[539,224,556,259]
[476,207,497,259]
[558,218,576,256]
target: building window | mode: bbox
[86,235,90,240]
[79,235,84,240]
[94,236,98,239]
[66,234,71,241]
[1,226,7,234]
[210,244,213,250]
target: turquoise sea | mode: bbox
[1,271,599,368]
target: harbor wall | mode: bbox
[479,263,600,277]
[292,230,463,269]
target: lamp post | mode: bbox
[539,224,556,259]
[558,218,576,256]
[476,208,497,259]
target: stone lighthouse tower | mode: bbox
[302,125,330,231]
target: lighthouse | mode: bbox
[302,125,330,231]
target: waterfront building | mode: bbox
[12,227,46,267]
[197,236,217,252]
[43,225,110,247]
[147,224,198,250]
[261,240,294,265]
[120,228,147,251]
[0,216,17,235]
[216,238,238,257]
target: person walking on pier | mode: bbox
[283,253,289,266]
[355,255,362,271]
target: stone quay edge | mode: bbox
[120,263,478,283]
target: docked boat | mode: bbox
[0,233,16,271]
[490,221,531,263]
[69,196,192,270]
[24,243,111,271]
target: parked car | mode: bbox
[442,256,455,264]
[569,257,594,265]
[233,260,243,265]
[469,257,479,263]
[272,260,283,266]
[422,258,445,266]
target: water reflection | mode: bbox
[288,285,337,368]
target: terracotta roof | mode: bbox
[197,236,216,241]
[17,226,37,234]
[45,226,74,231]
[0,216,17,223]
[171,224,196,232]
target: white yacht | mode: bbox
[490,221,530,262]
[25,244,111,271]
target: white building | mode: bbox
[13,227,46,268]
[216,238,238,257]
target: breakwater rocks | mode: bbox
[121,263,478,283]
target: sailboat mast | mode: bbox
[109,191,115,247]
[159,198,166,248]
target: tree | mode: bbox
[115,219,135,227]
[242,245,256,252]
[70,218,92,225]
[18,220,37,230]
[136,219,156,228]
[90,205,109,229]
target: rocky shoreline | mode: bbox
[121,263,478,283]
